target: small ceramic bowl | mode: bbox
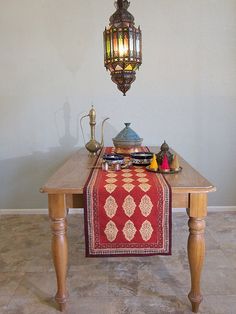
[102,154,124,171]
[103,154,124,165]
[130,152,153,166]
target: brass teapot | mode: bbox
[80,106,109,155]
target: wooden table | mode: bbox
[40,147,216,313]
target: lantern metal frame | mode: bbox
[103,0,142,96]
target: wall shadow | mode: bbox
[0,146,79,209]
[0,101,81,209]
[0,102,118,209]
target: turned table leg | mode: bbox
[49,194,68,312]
[187,193,207,313]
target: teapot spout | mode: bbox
[101,118,110,147]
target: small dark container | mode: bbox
[130,152,153,166]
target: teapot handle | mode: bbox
[101,118,110,147]
[80,114,89,146]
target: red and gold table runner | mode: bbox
[84,147,172,257]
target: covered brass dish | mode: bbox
[112,123,143,155]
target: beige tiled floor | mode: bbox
[0,212,235,314]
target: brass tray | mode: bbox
[146,166,182,174]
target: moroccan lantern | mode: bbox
[103,0,142,96]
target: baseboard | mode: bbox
[0,208,49,215]
[0,208,84,215]
[0,206,235,215]
[171,206,236,213]
[207,206,236,212]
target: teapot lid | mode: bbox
[113,123,142,142]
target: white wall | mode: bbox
[0,0,236,208]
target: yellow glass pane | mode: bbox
[125,64,133,71]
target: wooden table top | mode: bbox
[41,147,216,195]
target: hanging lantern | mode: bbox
[103,0,142,96]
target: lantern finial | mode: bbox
[116,0,130,10]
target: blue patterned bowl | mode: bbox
[103,154,124,165]
[131,152,153,165]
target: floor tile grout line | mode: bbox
[3,272,26,311]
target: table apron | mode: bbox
[58,192,190,211]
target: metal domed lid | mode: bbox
[161,141,169,152]
[113,123,142,143]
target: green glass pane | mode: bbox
[106,36,111,58]
[103,32,107,59]
[110,31,113,58]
